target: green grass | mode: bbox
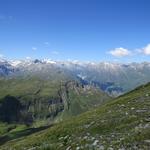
[0,77,110,146]
[0,77,60,101]
[0,123,51,146]
[1,82,150,149]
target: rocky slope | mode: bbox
[0,77,110,126]
[1,82,150,150]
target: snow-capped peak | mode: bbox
[43,59,56,64]
[10,60,22,67]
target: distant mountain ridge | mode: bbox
[1,59,150,96]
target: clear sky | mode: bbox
[0,0,150,62]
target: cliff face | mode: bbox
[0,96,22,123]
[0,78,110,125]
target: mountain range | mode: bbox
[1,59,150,96]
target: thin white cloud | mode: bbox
[0,54,4,58]
[44,42,49,46]
[108,47,131,57]
[32,47,37,51]
[26,57,31,60]
[8,16,13,20]
[134,48,142,54]
[52,51,59,55]
[0,15,5,20]
[142,44,150,55]
[108,43,150,57]
[0,15,13,21]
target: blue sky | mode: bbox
[0,0,150,62]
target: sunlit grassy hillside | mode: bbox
[1,82,150,149]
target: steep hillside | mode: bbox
[1,82,150,150]
[0,77,110,126]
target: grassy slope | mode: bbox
[0,77,60,100]
[0,77,110,145]
[0,78,109,121]
[1,83,150,150]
